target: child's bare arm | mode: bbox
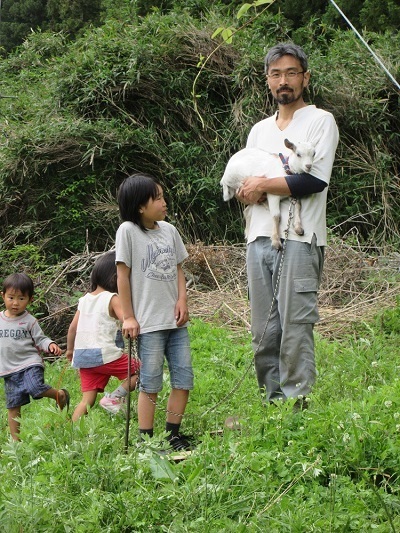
[175,264,189,327]
[117,262,140,338]
[65,311,80,361]
[109,294,123,322]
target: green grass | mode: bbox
[1,313,399,532]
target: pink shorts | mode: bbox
[79,354,141,393]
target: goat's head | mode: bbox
[284,138,316,173]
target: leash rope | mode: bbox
[124,336,133,453]
[55,354,72,390]
[201,198,296,417]
[131,200,296,420]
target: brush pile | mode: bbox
[183,238,400,337]
[40,239,399,346]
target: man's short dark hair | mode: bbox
[264,42,308,74]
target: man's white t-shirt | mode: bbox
[245,105,339,246]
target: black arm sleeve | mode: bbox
[285,173,328,197]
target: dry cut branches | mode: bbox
[41,240,399,343]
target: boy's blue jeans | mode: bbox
[247,235,324,402]
[137,327,194,393]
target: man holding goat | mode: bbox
[237,42,339,407]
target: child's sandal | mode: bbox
[56,388,70,411]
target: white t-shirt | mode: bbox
[72,291,124,368]
[245,105,339,246]
[115,220,188,334]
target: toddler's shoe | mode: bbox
[99,395,126,416]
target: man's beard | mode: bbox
[275,87,302,105]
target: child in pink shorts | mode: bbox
[66,251,140,421]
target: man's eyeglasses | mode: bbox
[266,71,305,80]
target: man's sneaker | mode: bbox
[99,395,126,416]
[167,433,195,451]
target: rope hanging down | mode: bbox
[202,198,297,416]
[122,201,297,450]
[328,0,400,91]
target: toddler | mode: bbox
[66,251,140,421]
[0,273,68,440]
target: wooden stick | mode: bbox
[124,336,132,453]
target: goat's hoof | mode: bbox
[294,226,304,236]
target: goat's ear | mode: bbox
[284,138,295,151]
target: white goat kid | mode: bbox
[220,138,316,250]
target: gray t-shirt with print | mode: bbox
[115,220,188,334]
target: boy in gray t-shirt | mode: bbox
[116,173,194,451]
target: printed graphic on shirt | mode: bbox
[141,240,177,282]
[0,327,29,340]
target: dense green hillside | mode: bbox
[1,0,399,52]
[0,3,399,266]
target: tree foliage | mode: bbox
[1,0,400,53]
[0,0,47,52]
[0,0,102,53]
[46,0,102,35]
[0,5,399,265]
[324,0,400,33]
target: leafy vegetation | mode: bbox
[0,314,399,530]
[1,0,399,53]
[0,4,399,262]
[0,0,103,52]
[0,2,399,528]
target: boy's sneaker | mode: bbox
[99,395,126,416]
[167,433,195,451]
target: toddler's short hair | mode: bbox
[2,273,34,298]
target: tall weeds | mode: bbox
[0,315,399,530]
[0,10,399,260]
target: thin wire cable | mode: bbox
[328,0,400,91]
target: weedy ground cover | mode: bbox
[0,312,399,532]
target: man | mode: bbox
[238,42,339,405]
